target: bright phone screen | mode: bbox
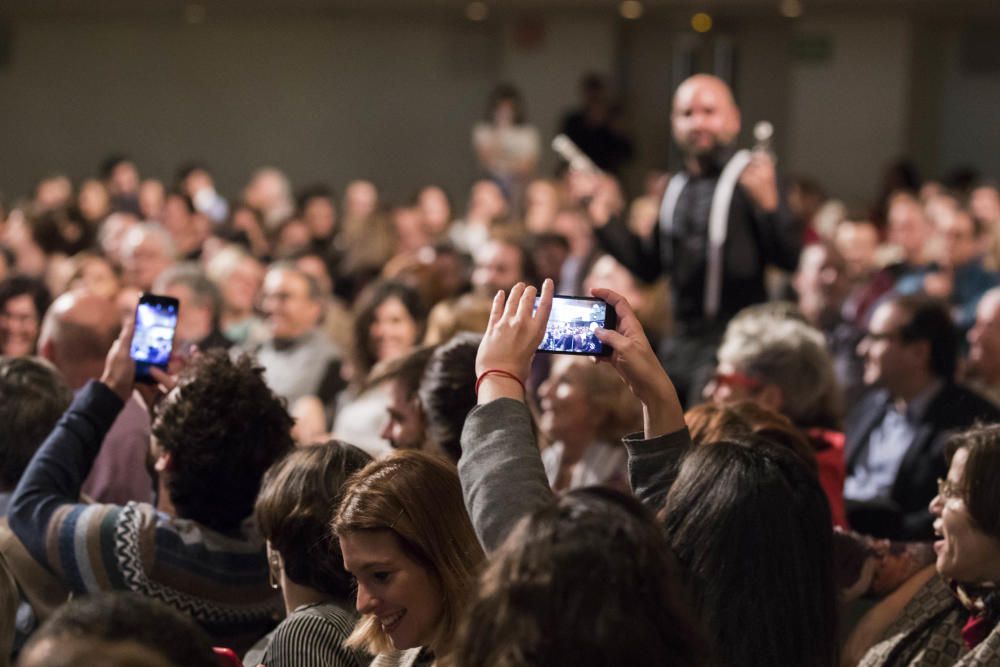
[535,296,609,355]
[130,298,178,371]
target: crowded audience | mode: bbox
[1,67,999,667]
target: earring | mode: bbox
[268,552,282,590]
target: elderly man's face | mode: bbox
[261,270,321,341]
[671,77,741,157]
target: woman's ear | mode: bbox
[154,452,172,473]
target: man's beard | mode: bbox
[687,142,733,174]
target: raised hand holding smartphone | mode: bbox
[130,293,180,384]
[535,295,616,357]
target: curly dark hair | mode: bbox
[255,440,371,599]
[152,351,294,532]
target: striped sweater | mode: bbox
[244,601,370,667]
[8,381,282,647]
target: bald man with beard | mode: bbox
[38,291,154,504]
[574,74,802,405]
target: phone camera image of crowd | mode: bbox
[538,298,606,354]
[130,301,177,366]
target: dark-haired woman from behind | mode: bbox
[451,487,704,667]
[245,441,374,667]
[461,280,838,667]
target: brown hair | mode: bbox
[686,401,818,475]
[255,440,371,599]
[946,424,1000,540]
[331,450,484,656]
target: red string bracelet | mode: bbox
[475,369,526,397]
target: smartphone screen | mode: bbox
[131,294,179,382]
[535,295,616,356]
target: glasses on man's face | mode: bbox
[937,478,961,500]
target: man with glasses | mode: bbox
[252,263,343,407]
[844,294,999,539]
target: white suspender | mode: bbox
[658,149,753,319]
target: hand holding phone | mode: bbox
[535,295,617,357]
[130,293,180,384]
[476,280,554,403]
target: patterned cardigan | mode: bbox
[861,575,1000,666]
[8,381,282,649]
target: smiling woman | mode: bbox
[332,450,484,667]
[860,424,1000,666]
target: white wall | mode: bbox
[786,16,913,206]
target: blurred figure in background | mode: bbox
[472,83,540,207]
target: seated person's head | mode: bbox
[685,400,817,475]
[0,357,73,495]
[256,440,372,600]
[351,280,426,379]
[37,290,120,390]
[934,425,1000,585]
[19,638,179,667]
[472,236,536,297]
[661,439,836,667]
[151,351,294,532]
[860,294,958,392]
[537,355,642,447]
[153,263,224,350]
[418,332,481,462]
[709,310,841,430]
[423,293,491,346]
[19,592,217,667]
[332,450,484,657]
[260,263,324,342]
[0,276,51,358]
[453,488,705,667]
[368,345,437,452]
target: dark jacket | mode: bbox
[845,382,1000,540]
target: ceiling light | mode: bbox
[691,12,713,33]
[465,1,489,21]
[619,1,644,20]
[779,0,803,18]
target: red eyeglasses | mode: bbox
[711,370,763,391]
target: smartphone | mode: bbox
[535,295,616,356]
[130,293,180,383]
